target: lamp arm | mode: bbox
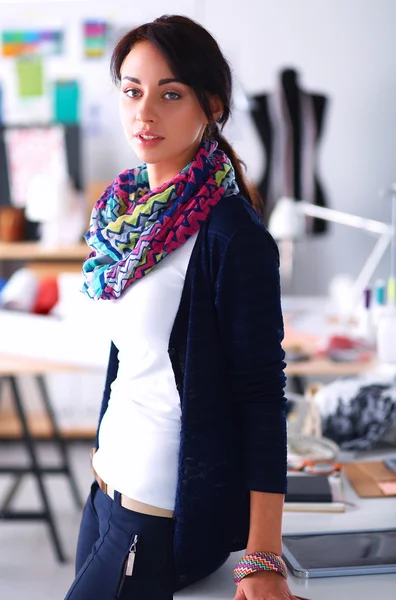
[351,233,392,304]
[298,202,392,236]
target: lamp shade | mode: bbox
[268,197,305,240]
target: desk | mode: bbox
[282,295,377,392]
[175,464,396,599]
[0,354,84,562]
[285,357,376,377]
[0,354,91,439]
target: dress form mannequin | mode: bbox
[251,68,329,233]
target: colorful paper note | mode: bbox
[16,58,44,98]
[2,30,63,57]
[54,80,80,124]
[84,21,107,58]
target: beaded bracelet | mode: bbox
[233,551,288,584]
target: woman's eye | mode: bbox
[163,91,181,100]
[124,88,141,98]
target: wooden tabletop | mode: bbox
[0,241,88,261]
[285,357,376,377]
[0,352,375,378]
[0,354,84,376]
[0,411,95,439]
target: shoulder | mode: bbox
[204,194,279,258]
[206,193,263,237]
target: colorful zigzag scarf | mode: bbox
[81,140,239,300]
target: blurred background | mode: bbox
[1,1,396,599]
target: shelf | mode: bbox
[0,241,88,261]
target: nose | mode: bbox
[136,97,155,124]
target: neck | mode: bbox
[146,141,202,190]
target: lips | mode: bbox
[134,130,164,140]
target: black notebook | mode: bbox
[285,475,333,503]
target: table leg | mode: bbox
[35,375,83,509]
[8,376,66,563]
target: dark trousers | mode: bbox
[64,481,177,600]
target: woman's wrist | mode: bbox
[233,551,288,584]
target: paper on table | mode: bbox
[378,481,396,496]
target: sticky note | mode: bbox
[378,481,396,496]
[16,58,44,97]
[54,80,79,123]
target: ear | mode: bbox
[209,94,224,122]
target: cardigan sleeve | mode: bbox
[95,341,119,449]
[215,224,287,493]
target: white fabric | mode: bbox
[92,234,197,510]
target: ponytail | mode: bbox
[209,123,263,216]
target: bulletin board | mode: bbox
[0,1,198,203]
[0,7,120,204]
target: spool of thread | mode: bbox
[364,287,372,310]
[372,279,387,328]
[387,277,396,305]
[374,279,386,306]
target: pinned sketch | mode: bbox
[4,126,68,208]
[2,30,63,57]
[16,58,44,98]
[54,80,80,123]
[83,21,108,58]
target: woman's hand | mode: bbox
[233,570,297,600]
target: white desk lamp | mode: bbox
[268,196,394,307]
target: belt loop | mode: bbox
[114,490,122,506]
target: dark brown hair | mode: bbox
[111,14,261,211]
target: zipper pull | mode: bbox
[126,534,138,577]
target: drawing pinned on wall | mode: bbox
[4,126,68,209]
[83,21,108,58]
[54,80,80,123]
[16,58,44,98]
[2,30,63,57]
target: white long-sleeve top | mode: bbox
[92,233,197,510]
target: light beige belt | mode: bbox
[90,448,174,519]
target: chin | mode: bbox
[130,142,165,163]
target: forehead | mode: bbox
[120,41,174,77]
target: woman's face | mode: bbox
[119,41,210,173]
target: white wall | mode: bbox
[1,0,396,296]
[206,0,396,295]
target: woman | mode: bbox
[65,14,294,600]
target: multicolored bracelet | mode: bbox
[233,551,288,584]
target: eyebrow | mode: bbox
[121,76,183,86]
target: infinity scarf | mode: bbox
[81,140,239,300]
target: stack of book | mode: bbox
[284,474,345,512]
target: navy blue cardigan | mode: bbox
[95,194,287,586]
